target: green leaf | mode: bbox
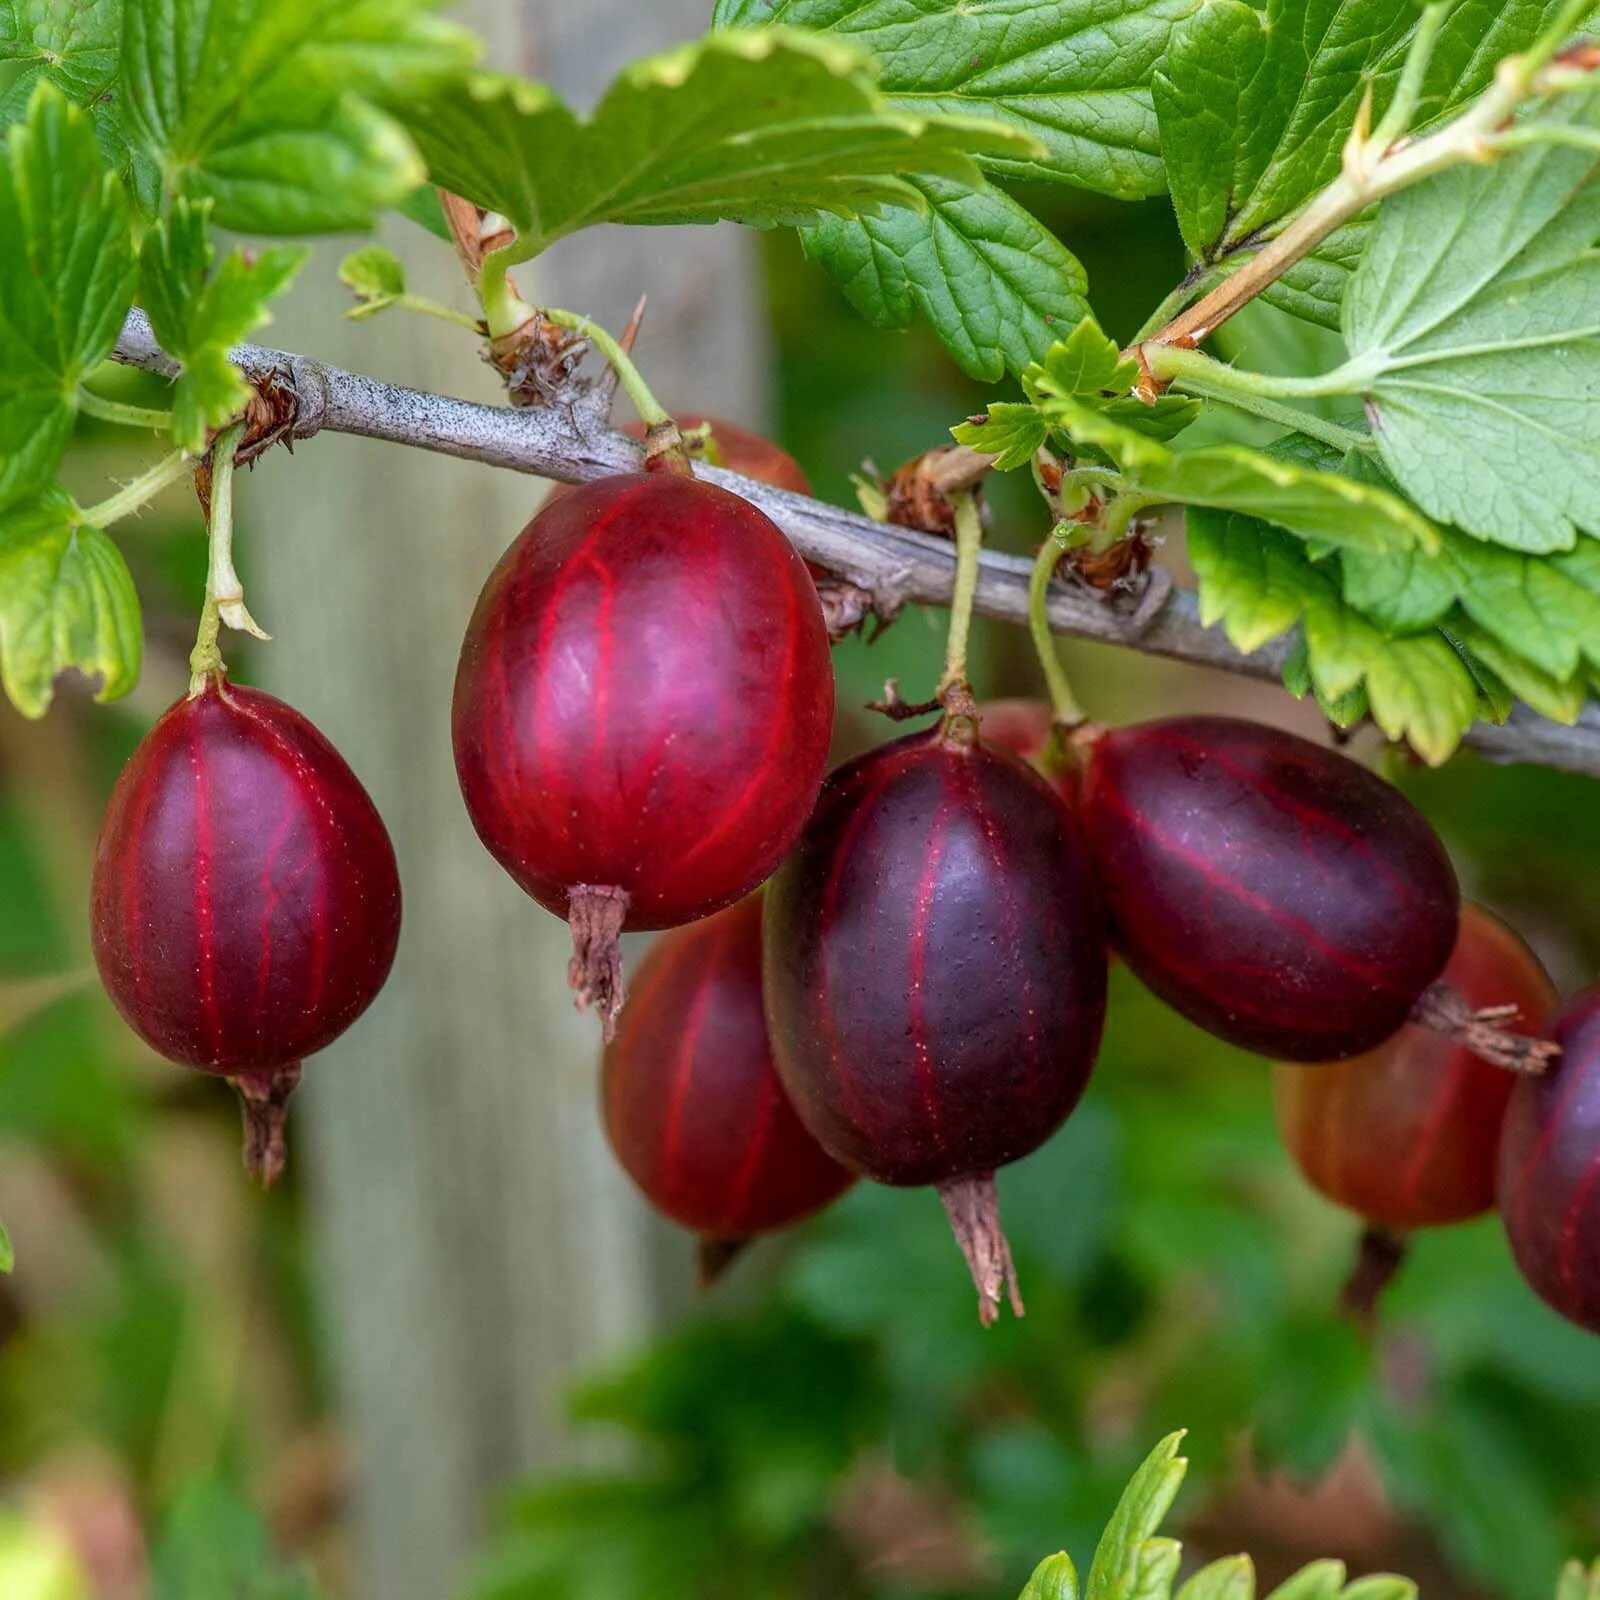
[1086,1432,1187,1600]
[709,0,1203,198]
[1556,1560,1600,1600]
[1154,0,1567,262]
[0,490,143,718]
[0,81,135,512]
[1440,627,1516,725]
[1189,508,1479,762]
[1345,529,1600,677]
[1337,1580,1416,1600]
[395,181,450,239]
[404,32,1040,263]
[137,199,306,451]
[1339,93,1600,553]
[1048,401,1435,554]
[1022,1553,1081,1600]
[800,174,1090,380]
[153,1481,320,1600]
[1263,1561,1347,1600]
[0,0,121,108]
[952,404,1050,471]
[120,0,475,233]
[1027,318,1138,403]
[0,1219,11,1273]
[339,245,407,320]
[1177,1556,1256,1600]
[1446,618,1586,724]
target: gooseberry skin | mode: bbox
[92,680,401,1071]
[1079,716,1459,1062]
[981,699,1078,806]
[601,894,853,1238]
[1275,905,1556,1229]
[762,727,1108,1188]
[1498,988,1600,1335]
[90,681,401,1180]
[452,471,834,932]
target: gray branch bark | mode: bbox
[113,307,1600,780]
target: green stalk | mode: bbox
[1140,343,1375,453]
[541,307,671,428]
[1028,536,1086,727]
[940,491,985,696]
[78,389,174,431]
[189,422,252,693]
[79,449,193,528]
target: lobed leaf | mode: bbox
[801,175,1090,381]
[0,489,143,718]
[1154,0,1569,263]
[1190,508,1483,762]
[137,199,307,450]
[1339,94,1600,552]
[951,403,1051,470]
[1022,1553,1082,1600]
[1047,400,1434,553]
[119,0,475,232]
[1177,1556,1256,1600]
[0,82,135,511]
[710,0,1203,198]
[403,31,1041,263]
[1086,1432,1188,1600]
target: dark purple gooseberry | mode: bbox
[602,893,854,1277]
[452,467,834,1035]
[91,679,402,1182]
[1078,715,1459,1061]
[763,713,1108,1323]
[1498,988,1600,1335]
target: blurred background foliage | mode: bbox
[1,179,1597,1600]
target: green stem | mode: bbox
[1369,2,1450,152]
[79,449,193,528]
[1130,263,1228,345]
[1141,344,1374,453]
[398,293,482,331]
[78,388,174,431]
[1028,536,1086,727]
[479,235,539,342]
[541,307,671,428]
[940,491,985,695]
[190,421,250,694]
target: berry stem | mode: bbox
[939,491,984,698]
[937,1173,1024,1325]
[1340,1224,1409,1332]
[79,448,193,529]
[567,885,631,1039]
[1028,535,1086,728]
[696,1235,752,1288]
[189,421,262,693]
[233,1063,301,1187]
[540,307,672,429]
[78,387,174,431]
[1411,980,1561,1073]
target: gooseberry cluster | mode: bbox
[86,416,1597,1335]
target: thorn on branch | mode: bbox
[596,294,649,413]
[866,678,942,722]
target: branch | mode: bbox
[111,309,1600,780]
